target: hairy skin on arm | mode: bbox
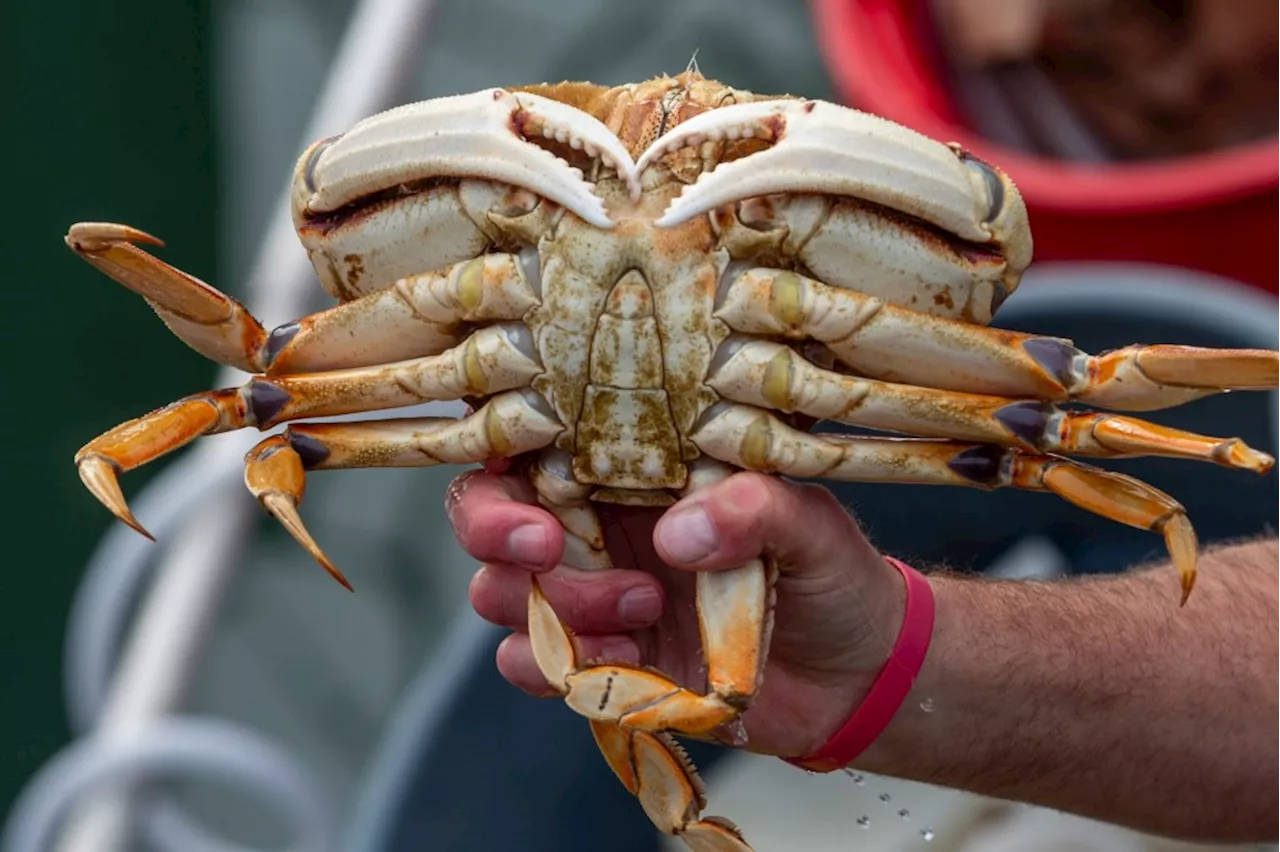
[449,467,1276,844]
[858,537,1279,844]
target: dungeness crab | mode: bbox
[67,71,1278,850]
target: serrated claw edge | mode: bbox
[298,88,640,229]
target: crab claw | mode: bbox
[294,88,639,229]
[642,98,1029,276]
[244,435,352,591]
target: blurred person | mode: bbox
[446,467,1278,845]
[931,0,1279,158]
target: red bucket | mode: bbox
[810,0,1279,295]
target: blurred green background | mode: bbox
[6,1,216,814]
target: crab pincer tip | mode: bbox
[260,492,354,592]
[77,455,155,541]
[328,566,356,594]
[1161,513,1198,607]
[65,222,165,251]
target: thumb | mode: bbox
[653,472,879,575]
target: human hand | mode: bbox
[445,467,909,758]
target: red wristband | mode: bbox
[783,556,936,772]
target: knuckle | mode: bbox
[719,472,782,529]
[795,480,844,516]
[469,566,529,626]
[564,593,597,632]
[455,516,489,556]
[545,576,594,631]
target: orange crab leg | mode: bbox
[716,267,1280,410]
[240,390,562,588]
[588,720,752,852]
[677,458,778,706]
[75,391,247,538]
[708,337,1275,473]
[241,433,352,589]
[691,402,1203,604]
[520,453,766,847]
[527,582,753,851]
[525,454,776,726]
[1080,345,1280,410]
[66,223,267,374]
[527,448,612,570]
[74,328,543,540]
[65,222,540,374]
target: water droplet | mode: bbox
[841,769,866,785]
[919,698,936,713]
[856,816,871,829]
[878,792,892,803]
[920,828,935,842]
[898,809,911,821]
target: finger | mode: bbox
[653,472,880,574]
[496,631,642,697]
[444,469,563,571]
[469,563,665,632]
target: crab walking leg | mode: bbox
[586,720,754,852]
[243,389,563,589]
[715,266,1280,410]
[74,324,542,537]
[65,222,541,374]
[528,449,611,570]
[521,456,754,851]
[709,337,1275,473]
[678,458,778,706]
[524,463,774,743]
[527,580,739,736]
[245,323,542,425]
[528,582,754,851]
[691,403,1201,604]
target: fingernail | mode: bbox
[658,505,718,563]
[618,586,662,626]
[507,524,547,565]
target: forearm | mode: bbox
[856,537,1279,843]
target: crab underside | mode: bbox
[67,72,1278,851]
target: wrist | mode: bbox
[853,574,968,774]
[780,549,910,756]
[784,556,936,771]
